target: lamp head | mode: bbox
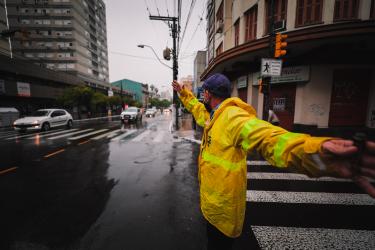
[137,44,145,48]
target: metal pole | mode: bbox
[263,0,275,121]
[172,18,179,130]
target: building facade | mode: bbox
[193,50,207,91]
[0,0,11,56]
[5,0,109,89]
[203,0,375,134]
[111,78,148,107]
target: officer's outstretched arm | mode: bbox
[228,112,334,178]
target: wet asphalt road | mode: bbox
[0,113,207,250]
[1,113,375,250]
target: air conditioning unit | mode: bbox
[216,19,224,33]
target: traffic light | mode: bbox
[274,32,287,58]
[163,47,171,60]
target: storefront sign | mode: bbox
[270,66,310,84]
[237,76,247,89]
[0,80,5,94]
[17,82,31,97]
[108,89,114,97]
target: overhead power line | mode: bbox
[181,4,205,55]
[179,0,196,56]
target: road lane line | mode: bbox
[6,129,64,140]
[111,129,137,141]
[68,129,108,140]
[44,149,65,158]
[27,129,79,139]
[153,131,165,143]
[0,167,18,175]
[132,130,151,142]
[246,190,375,205]
[91,129,121,140]
[78,140,90,145]
[251,226,375,250]
[247,160,270,166]
[247,172,353,182]
[179,136,202,145]
[48,129,93,140]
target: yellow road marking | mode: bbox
[44,149,65,158]
[0,167,18,175]
[78,140,90,145]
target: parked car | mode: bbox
[120,107,142,123]
[145,108,157,118]
[13,109,73,132]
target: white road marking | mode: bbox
[247,160,270,166]
[132,130,151,142]
[68,129,108,140]
[6,129,64,140]
[111,129,137,141]
[251,226,375,250]
[91,129,121,140]
[27,129,79,139]
[247,172,352,182]
[153,131,165,143]
[48,129,93,140]
[179,136,202,145]
[246,190,375,205]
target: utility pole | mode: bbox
[149,15,180,130]
[262,0,275,121]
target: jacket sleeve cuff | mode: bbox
[180,88,189,97]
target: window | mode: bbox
[216,42,223,56]
[296,0,323,27]
[334,0,359,21]
[371,0,375,19]
[245,5,257,41]
[234,19,240,46]
[265,0,287,34]
[216,2,223,22]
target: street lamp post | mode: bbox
[137,43,179,129]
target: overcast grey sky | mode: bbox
[104,0,207,92]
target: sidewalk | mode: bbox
[174,113,202,140]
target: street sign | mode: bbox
[261,58,282,77]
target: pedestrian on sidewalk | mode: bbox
[268,106,280,126]
[172,73,375,250]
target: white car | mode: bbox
[145,108,157,118]
[13,109,73,132]
[120,107,142,123]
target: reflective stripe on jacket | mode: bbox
[179,88,333,238]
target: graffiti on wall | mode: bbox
[309,104,325,116]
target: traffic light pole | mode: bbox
[150,15,179,130]
[262,0,275,121]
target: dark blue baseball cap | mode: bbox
[202,73,231,98]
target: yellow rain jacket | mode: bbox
[179,88,335,238]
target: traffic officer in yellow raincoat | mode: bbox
[172,73,375,250]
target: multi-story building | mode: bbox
[193,50,207,90]
[203,0,375,134]
[111,78,148,107]
[0,0,11,56]
[5,0,109,89]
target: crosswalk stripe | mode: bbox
[6,129,64,140]
[246,190,375,205]
[0,131,17,137]
[247,160,270,166]
[0,133,18,139]
[91,129,121,140]
[251,226,375,250]
[111,129,137,141]
[247,172,352,182]
[153,131,165,143]
[132,130,151,142]
[48,129,93,140]
[27,129,79,139]
[68,129,108,140]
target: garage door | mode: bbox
[329,69,370,127]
